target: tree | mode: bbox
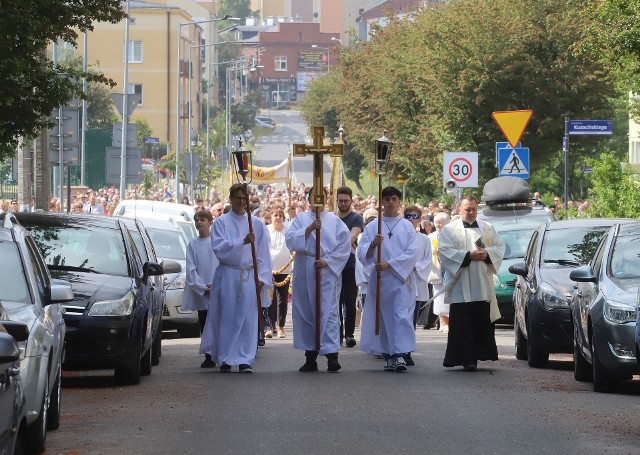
[0,1,125,160]
[134,118,153,150]
[334,0,619,199]
[217,0,254,24]
[59,51,115,127]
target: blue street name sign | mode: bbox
[495,141,521,167]
[144,136,160,145]
[498,147,529,179]
[568,120,612,136]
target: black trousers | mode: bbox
[339,267,358,340]
[198,310,208,334]
[267,274,290,329]
[443,301,498,367]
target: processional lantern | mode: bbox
[232,137,252,183]
[374,130,393,175]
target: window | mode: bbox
[124,40,143,63]
[127,83,143,106]
[274,56,287,71]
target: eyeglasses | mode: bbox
[404,213,419,220]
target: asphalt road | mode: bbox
[253,110,333,186]
[47,327,640,455]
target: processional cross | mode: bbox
[292,126,343,350]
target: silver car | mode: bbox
[0,213,73,453]
[136,218,200,338]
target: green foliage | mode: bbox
[0,0,125,159]
[140,171,154,199]
[134,118,153,150]
[230,92,260,132]
[217,0,254,26]
[329,0,618,201]
[588,152,640,219]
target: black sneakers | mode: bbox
[239,364,253,373]
[220,363,231,372]
[345,337,357,348]
[201,356,216,368]
[326,354,341,372]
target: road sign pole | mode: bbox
[564,116,569,211]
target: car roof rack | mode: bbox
[482,176,531,206]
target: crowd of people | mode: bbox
[3,181,582,374]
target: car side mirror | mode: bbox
[508,262,528,277]
[0,320,30,343]
[50,279,74,303]
[0,333,20,363]
[569,266,596,283]
[143,261,164,280]
[160,259,182,275]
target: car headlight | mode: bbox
[88,291,135,316]
[604,300,637,324]
[166,273,186,290]
[538,282,568,310]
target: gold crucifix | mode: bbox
[293,126,343,206]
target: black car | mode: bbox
[570,222,640,392]
[509,219,629,368]
[15,213,173,385]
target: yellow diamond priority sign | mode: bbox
[491,110,533,148]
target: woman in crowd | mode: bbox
[267,207,292,338]
[428,212,451,333]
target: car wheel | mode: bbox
[514,318,528,360]
[591,336,612,393]
[114,338,142,386]
[151,332,161,366]
[47,362,62,430]
[526,317,549,368]
[573,336,592,382]
[178,323,201,338]
[141,338,152,377]
[26,373,48,454]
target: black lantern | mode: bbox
[374,130,393,175]
[232,137,252,183]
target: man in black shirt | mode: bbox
[336,187,365,347]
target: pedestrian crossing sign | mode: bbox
[498,147,529,179]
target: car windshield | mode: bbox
[609,234,640,281]
[540,227,610,268]
[496,227,536,260]
[176,221,196,241]
[27,225,129,276]
[147,228,186,260]
[0,241,31,304]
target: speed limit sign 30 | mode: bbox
[442,152,478,188]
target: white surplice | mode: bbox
[357,215,418,356]
[412,232,433,301]
[437,219,505,322]
[199,211,273,366]
[285,210,350,355]
[182,236,219,312]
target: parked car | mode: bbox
[0,212,74,454]
[569,222,640,392]
[509,219,630,368]
[493,223,538,323]
[255,115,275,127]
[113,200,197,240]
[118,217,171,365]
[0,319,28,455]
[255,118,275,130]
[15,212,180,386]
[133,217,199,338]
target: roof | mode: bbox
[13,212,121,230]
[545,218,634,230]
[361,0,439,21]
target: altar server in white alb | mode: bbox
[357,186,418,372]
[182,210,219,368]
[438,195,505,372]
[285,187,351,373]
[200,184,272,373]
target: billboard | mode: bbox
[297,72,324,91]
[298,50,328,70]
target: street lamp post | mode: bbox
[176,15,238,203]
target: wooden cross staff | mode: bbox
[293,126,343,351]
